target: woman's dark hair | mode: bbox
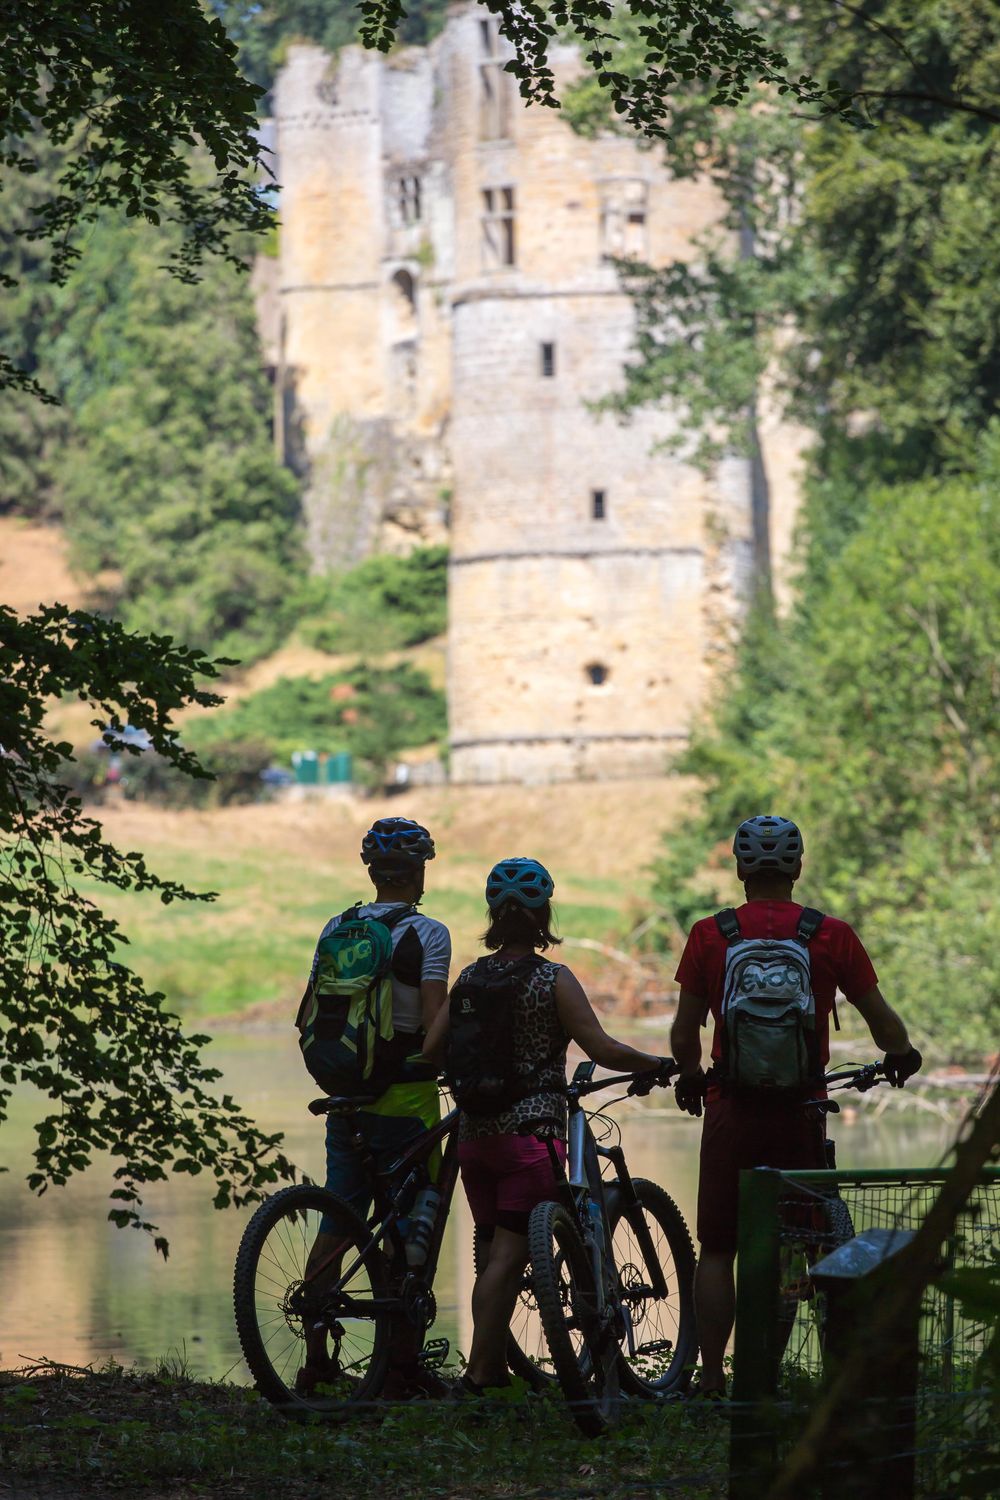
[482,899,561,952]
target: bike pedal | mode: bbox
[637,1338,674,1356]
[419,1337,450,1370]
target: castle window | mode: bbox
[388,268,418,342]
[479,19,512,140]
[395,174,422,227]
[601,180,649,260]
[540,342,556,378]
[391,268,416,314]
[585,663,610,686]
[482,186,516,268]
[591,489,606,519]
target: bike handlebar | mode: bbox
[575,1060,678,1099]
[822,1061,885,1091]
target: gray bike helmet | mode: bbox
[485,857,555,910]
[733,815,803,875]
[361,817,435,870]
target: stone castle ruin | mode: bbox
[273,3,805,783]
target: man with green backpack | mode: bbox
[294,816,451,1396]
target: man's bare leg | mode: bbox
[694,1248,736,1392]
[301,1229,344,1374]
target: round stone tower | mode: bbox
[442,12,754,782]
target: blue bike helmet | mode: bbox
[361,817,435,868]
[485,857,555,910]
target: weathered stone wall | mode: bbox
[273,3,805,780]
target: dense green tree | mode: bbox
[1,0,272,393]
[0,606,294,1247]
[0,145,69,512]
[46,216,303,663]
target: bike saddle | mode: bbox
[308,1094,379,1116]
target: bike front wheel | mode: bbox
[233,1184,392,1416]
[605,1178,697,1397]
[527,1199,620,1436]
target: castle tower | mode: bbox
[441,12,754,782]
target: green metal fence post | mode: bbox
[729,1167,785,1500]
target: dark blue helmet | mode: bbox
[361,817,435,869]
[485,857,555,910]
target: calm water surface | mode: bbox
[0,1032,954,1379]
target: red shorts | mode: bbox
[458,1133,566,1236]
[697,1095,826,1253]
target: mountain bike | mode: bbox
[233,1086,462,1416]
[526,1060,697,1436]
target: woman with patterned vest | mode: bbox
[424,856,670,1396]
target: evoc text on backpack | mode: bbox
[297,904,413,1096]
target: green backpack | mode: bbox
[297,903,413,1096]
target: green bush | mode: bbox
[299,546,448,654]
[187,662,446,786]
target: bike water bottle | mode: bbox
[405,1185,441,1268]
[586,1197,603,1244]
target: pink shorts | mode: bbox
[458,1133,567,1236]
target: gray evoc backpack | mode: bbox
[715,907,825,1092]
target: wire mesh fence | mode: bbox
[729,1166,1000,1499]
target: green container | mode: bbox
[292,750,319,785]
[324,751,352,784]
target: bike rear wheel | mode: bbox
[473,1228,556,1391]
[527,1199,620,1436]
[605,1178,697,1397]
[234,1184,391,1416]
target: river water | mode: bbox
[0,1033,954,1380]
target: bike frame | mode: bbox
[315,1097,461,1315]
[548,1067,670,1353]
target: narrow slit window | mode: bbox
[540,342,556,378]
[591,489,606,520]
[482,186,516,268]
[479,18,512,140]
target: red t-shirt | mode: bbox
[674,900,878,1085]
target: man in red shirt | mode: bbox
[670,814,922,1398]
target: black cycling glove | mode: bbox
[674,1070,707,1118]
[882,1045,922,1088]
[629,1058,675,1097]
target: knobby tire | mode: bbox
[527,1199,620,1436]
[233,1183,391,1418]
[605,1177,697,1397]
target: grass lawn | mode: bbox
[0,1362,728,1499]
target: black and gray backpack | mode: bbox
[445,955,558,1117]
[715,907,826,1092]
